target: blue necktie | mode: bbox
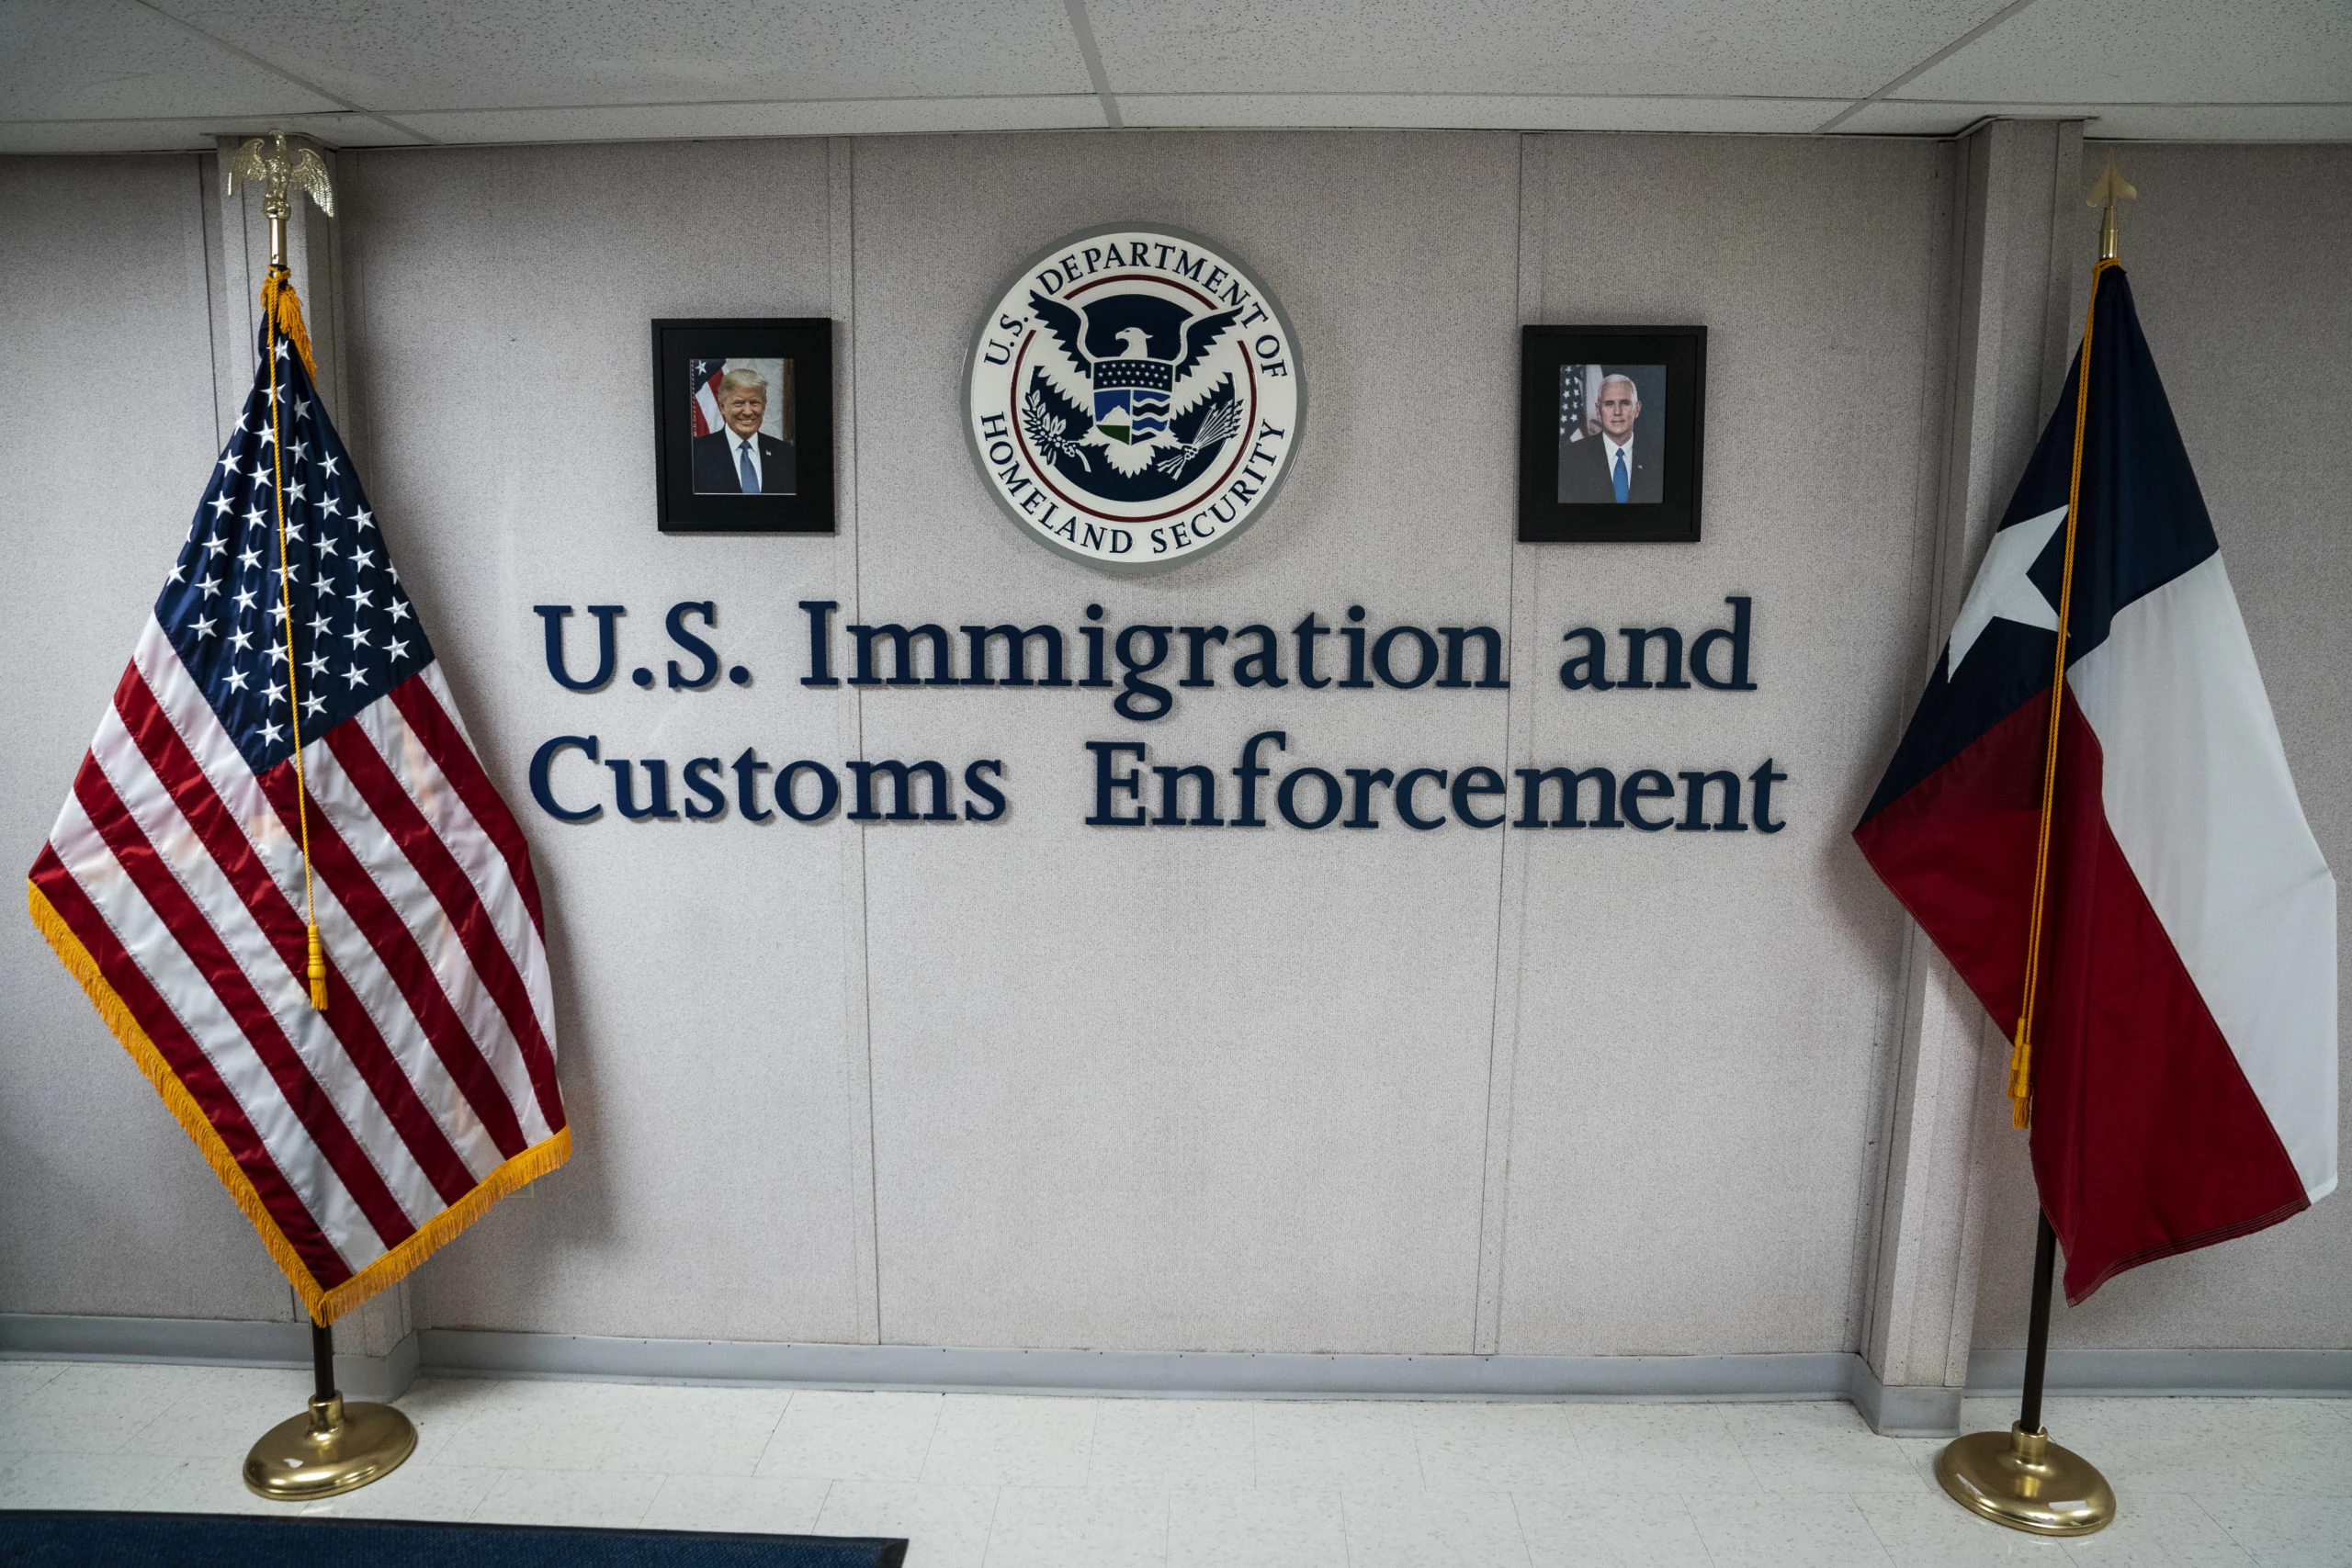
[1612,448,1630,504]
[738,440,759,493]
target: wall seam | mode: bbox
[830,135,884,1346]
[186,155,222,452]
[1471,130,1546,1358]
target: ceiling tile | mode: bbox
[1117,93,1846,134]
[0,0,340,118]
[157,0,1097,112]
[1840,98,2352,141]
[1901,0,2352,105]
[395,96,1106,146]
[1088,0,2016,100]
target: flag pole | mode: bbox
[222,130,418,1502]
[1932,157,2136,1539]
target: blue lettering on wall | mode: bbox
[520,597,1781,830]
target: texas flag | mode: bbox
[1856,263,2335,1303]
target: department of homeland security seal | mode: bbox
[964,226,1303,571]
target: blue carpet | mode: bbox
[0,1509,908,1565]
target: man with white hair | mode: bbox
[1558,371,1659,504]
[692,365,797,494]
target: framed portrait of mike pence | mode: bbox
[652,317,835,533]
[1518,325,1705,543]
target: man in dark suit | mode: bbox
[691,367,796,494]
[1557,373,1660,504]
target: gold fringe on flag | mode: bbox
[34,875,571,1323]
[29,882,572,1323]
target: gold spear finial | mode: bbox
[225,130,335,269]
[2086,154,2136,263]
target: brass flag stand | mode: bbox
[243,1318,417,1502]
[1935,1213,2114,1533]
[222,130,418,1502]
[1934,157,2138,1539]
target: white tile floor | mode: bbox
[2,1360,2347,1565]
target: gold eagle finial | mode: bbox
[2086,154,2136,263]
[226,130,335,267]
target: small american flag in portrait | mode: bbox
[689,357,727,437]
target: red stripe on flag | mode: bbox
[113,673,481,1206]
[32,841,351,1287]
[72,763,421,1252]
[2029,695,2310,1301]
[1858,690,2310,1299]
[389,675,546,937]
[324,722,565,1134]
[254,759,530,1160]
[1854,695,2047,1028]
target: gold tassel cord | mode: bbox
[2008,258,2117,1128]
[266,267,328,1012]
[261,266,317,381]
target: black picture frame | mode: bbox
[652,317,835,534]
[1518,325,1706,543]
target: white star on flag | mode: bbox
[1946,504,2066,674]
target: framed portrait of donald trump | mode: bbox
[652,318,834,533]
[1518,325,1705,543]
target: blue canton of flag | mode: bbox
[157,337,428,778]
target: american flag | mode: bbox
[689,357,726,438]
[1559,362,1597,444]
[27,286,568,1323]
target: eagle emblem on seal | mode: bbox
[1022,290,1247,491]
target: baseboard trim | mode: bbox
[415,1331,1856,1402]
[0,1311,312,1366]
[1967,1347,2352,1397]
[8,1314,2345,1411]
[1849,1359,1964,1438]
[0,1312,417,1401]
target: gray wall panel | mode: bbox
[848,130,1523,1352]
[328,139,870,1343]
[0,154,292,1321]
[1501,133,1957,1355]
